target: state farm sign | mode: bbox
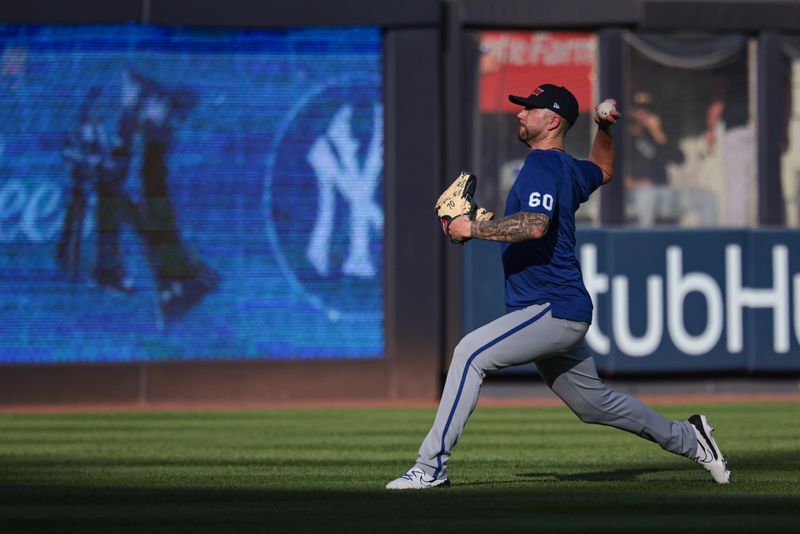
[479,31,596,114]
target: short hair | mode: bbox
[544,108,572,135]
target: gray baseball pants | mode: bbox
[415,303,698,479]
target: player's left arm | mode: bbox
[447,210,550,243]
[470,212,549,242]
[448,156,557,243]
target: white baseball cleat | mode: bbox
[689,414,731,484]
[385,467,450,490]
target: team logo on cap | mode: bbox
[533,87,544,96]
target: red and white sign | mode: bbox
[479,31,596,113]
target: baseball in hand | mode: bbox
[596,100,617,120]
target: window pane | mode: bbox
[782,40,800,228]
[625,34,754,227]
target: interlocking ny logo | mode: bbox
[305,104,383,277]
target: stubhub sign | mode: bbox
[578,229,800,374]
[462,229,800,375]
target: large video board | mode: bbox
[0,25,384,363]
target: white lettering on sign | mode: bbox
[482,32,595,67]
[0,179,86,243]
[666,247,724,356]
[581,243,798,357]
[725,245,789,353]
[795,273,800,346]
[583,244,610,354]
[612,274,663,357]
[0,180,26,242]
[24,183,63,243]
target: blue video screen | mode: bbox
[0,25,384,363]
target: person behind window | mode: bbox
[627,90,716,226]
[706,63,753,226]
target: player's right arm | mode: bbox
[588,100,620,184]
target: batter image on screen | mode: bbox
[0,25,383,363]
[57,71,219,321]
[386,85,731,489]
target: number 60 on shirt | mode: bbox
[528,192,554,211]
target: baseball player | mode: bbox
[386,84,730,490]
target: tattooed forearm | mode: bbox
[470,212,550,242]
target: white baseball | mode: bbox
[597,100,616,120]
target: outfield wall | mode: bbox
[1,0,799,406]
[465,229,800,376]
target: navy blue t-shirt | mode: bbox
[502,149,603,323]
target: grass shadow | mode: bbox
[516,466,676,482]
[1,481,799,534]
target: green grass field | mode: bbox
[1,402,798,532]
